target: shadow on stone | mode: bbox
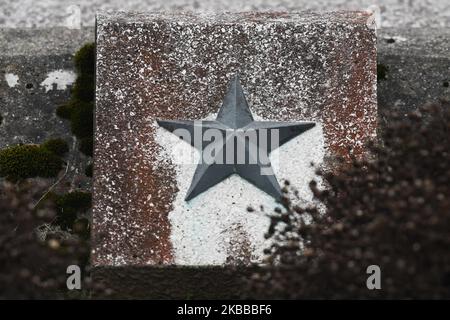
[92,266,255,299]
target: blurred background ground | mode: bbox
[0,0,449,28]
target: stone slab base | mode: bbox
[92,266,254,299]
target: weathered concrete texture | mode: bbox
[1,0,449,28]
[0,21,447,299]
[1,26,447,148]
[93,11,376,269]
[377,27,450,117]
[0,27,93,187]
[0,55,72,147]
[0,27,95,56]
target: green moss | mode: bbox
[42,138,69,157]
[0,144,63,181]
[85,163,93,177]
[70,101,94,139]
[72,74,95,102]
[79,137,93,157]
[54,191,92,230]
[56,103,73,120]
[73,43,95,102]
[377,64,389,82]
[74,43,95,76]
[57,43,95,158]
[73,217,90,239]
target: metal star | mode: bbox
[157,75,315,201]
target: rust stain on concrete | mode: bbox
[93,11,377,267]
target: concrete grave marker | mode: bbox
[93,11,376,294]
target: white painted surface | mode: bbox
[5,73,19,87]
[40,69,76,92]
[154,114,325,265]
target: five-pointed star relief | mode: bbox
[157,75,315,201]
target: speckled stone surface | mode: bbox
[1,0,449,28]
[93,11,376,268]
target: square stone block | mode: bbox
[93,12,376,270]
